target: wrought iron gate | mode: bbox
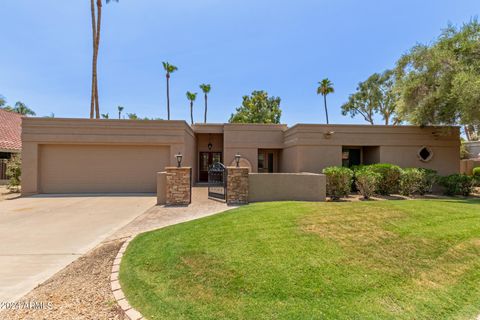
[208,162,226,201]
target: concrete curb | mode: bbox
[111,237,145,320]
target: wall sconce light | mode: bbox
[234,153,241,167]
[175,153,183,168]
[324,131,335,139]
[208,143,213,150]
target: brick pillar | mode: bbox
[165,167,191,205]
[226,167,249,205]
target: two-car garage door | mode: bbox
[39,145,169,193]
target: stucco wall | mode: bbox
[249,173,326,202]
[223,123,286,173]
[283,124,459,175]
[22,118,195,194]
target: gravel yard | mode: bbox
[0,240,125,320]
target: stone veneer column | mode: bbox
[165,167,191,205]
[226,167,249,205]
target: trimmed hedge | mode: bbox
[323,166,353,200]
[368,164,402,195]
[354,167,380,199]
[439,174,476,196]
[399,168,424,196]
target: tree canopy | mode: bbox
[229,90,282,124]
[341,70,401,125]
[395,19,480,139]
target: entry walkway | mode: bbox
[106,187,236,241]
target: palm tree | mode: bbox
[117,105,124,119]
[186,91,197,125]
[199,84,211,123]
[90,0,119,119]
[317,78,334,124]
[101,113,109,119]
[162,62,178,120]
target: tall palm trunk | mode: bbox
[190,101,194,125]
[323,94,329,124]
[90,0,96,119]
[166,74,170,120]
[204,94,207,123]
[94,0,103,119]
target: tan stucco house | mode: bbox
[21,118,460,194]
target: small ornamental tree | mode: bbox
[355,167,380,199]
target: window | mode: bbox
[258,153,265,169]
[418,146,433,162]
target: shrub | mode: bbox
[473,167,480,186]
[355,167,380,199]
[399,168,424,196]
[6,154,21,192]
[323,166,353,200]
[439,174,475,196]
[417,168,438,195]
[369,164,403,195]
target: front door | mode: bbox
[199,152,222,182]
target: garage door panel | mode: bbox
[39,145,169,193]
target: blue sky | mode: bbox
[0,0,478,125]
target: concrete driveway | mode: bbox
[0,194,155,302]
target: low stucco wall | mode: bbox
[460,159,480,175]
[248,173,326,202]
[157,172,166,205]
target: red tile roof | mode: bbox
[0,109,22,152]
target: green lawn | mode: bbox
[120,199,480,320]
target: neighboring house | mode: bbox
[0,109,22,184]
[21,118,460,194]
[464,141,480,159]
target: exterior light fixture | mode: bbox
[324,131,335,138]
[234,153,241,167]
[208,143,213,150]
[175,153,183,168]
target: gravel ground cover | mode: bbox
[0,240,124,320]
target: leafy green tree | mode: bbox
[90,0,119,119]
[162,62,178,120]
[127,113,138,120]
[342,70,401,125]
[395,19,480,140]
[3,101,36,116]
[0,95,5,107]
[117,105,124,119]
[186,91,197,125]
[317,79,334,124]
[199,84,211,123]
[229,90,282,124]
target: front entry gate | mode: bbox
[208,162,226,201]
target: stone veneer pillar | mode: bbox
[226,167,249,205]
[165,167,191,205]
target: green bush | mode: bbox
[417,168,438,195]
[354,167,380,199]
[399,168,424,196]
[439,174,475,196]
[6,154,21,192]
[323,166,353,200]
[369,164,403,195]
[473,167,480,186]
